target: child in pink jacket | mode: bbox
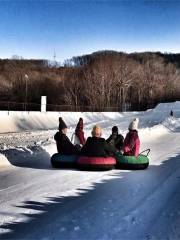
[123,118,140,157]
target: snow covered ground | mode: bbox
[0,102,180,239]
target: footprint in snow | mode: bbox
[60,227,66,232]
[145,234,152,240]
[131,216,137,224]
[74,226,80,231]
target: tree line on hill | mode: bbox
[0,51,180,111]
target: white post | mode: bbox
[41,96,47,112]
[24,74,29,111]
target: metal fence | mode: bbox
[0,101,40,112]
[0,101,124,112]
[0,100,161,112]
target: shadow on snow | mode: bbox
[0,146,53,170]
[0,153,180,239]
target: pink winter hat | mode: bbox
[129,118,139,130]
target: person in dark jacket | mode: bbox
[123,118,140,157]
[80,125,116,157]
[54,117,80,155]
[75,118,86,145]
[170,110,174,117]
[106,126,124,151]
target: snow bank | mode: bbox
[0,111,60,133]
[0,153,10,168]
[0,101,179,133]
[154,101,180,115]
[154,101,180,111]
[162,116,180,132]
[0,111,124,133]
[139,116,180,140]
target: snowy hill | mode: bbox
[154,101,180,112]
[0,101,180,134]
[0,101,180,239]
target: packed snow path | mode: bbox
[0,103,180,240]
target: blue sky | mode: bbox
[0,0,180,62]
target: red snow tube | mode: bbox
[77,156,116,171]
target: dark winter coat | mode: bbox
[54,132,80,155]
[106,133,124,151]
[80,136,116,157]
[75,120,86,145]
[123,130,140,157]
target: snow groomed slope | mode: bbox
[0,101,180,239]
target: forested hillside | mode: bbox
[0,51,180,111]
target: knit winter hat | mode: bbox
[59,117,67,131]
[75,118,83,132]
[112,126,118,133]
[128,118,139,131]
[92,125,102,137]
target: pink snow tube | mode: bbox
[77,156,116,170]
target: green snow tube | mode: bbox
[116,149,150,170]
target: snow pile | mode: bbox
[138,115,180,142]
[0,111,60,133]
[0,101,180,134]
[0,153,10,167]
[154,101,180,112]
[0,111,124,133]
[162,116,180,132]
[153,101,180,119]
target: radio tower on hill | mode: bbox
[53,49,56,62]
